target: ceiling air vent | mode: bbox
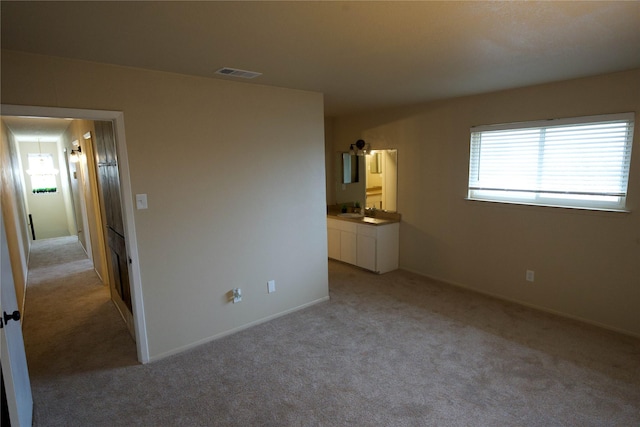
[215,67,262,79]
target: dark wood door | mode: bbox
[94,121,132,312]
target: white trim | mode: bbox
[467,112,634,211]
[148,296,330,363]
[470,112,635,132]
[1,104,150,364]
[464,197,631,214]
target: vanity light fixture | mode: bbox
[349,139,371,156]
[69,145,82,163]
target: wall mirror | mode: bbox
[365,149,397,211]
[342,152,359,184]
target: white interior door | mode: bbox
[0,209,33,427]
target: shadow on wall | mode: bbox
[399,221,455,279]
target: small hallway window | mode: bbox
[27,153,59,194]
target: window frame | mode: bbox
[466,113,635,212]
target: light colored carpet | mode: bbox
[23,236,640,426]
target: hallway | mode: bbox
[22,236,137,423]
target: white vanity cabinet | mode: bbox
[327,217,399,274]
[327,218,357,264]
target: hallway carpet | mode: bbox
[23,237,640,426]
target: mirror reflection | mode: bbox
[365,149,397,211]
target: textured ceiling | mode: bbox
[2,1,640,117]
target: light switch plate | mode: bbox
[268,280,276,293]
[136,194,148,210]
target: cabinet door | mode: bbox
[327,227,341,260]
[340,231,357,265]
[357,234,377,271]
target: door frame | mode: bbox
[1,207,33,427]
[2,104,149,364]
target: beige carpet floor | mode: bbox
[23,236,640,426]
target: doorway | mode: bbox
[1,104,149,364]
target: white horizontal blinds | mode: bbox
[541,122,631,196]
[468,113,634,210]
[469,128,542,192]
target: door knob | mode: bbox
[3,310,21,324]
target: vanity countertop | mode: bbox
[326,212,400,226]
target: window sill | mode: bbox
[464,198,631,214]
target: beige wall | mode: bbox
[330,69,640,337]
[1,50,329,359]
[0,121,30,312]
[324,118,335,206]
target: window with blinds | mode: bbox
[467,113,635,211]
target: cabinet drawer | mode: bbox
[357,224,377,238]
[331,219,357,233]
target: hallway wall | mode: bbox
[0,121,30,310]
[61,120,108,283]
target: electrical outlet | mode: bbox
[267,280,276,293]
[526,270,535,282]
[233,288,242,303]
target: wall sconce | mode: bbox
[349,139,371,156]
[69,145,82,163]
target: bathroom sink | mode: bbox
[362,217,387,224]
[337,213,364,218]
